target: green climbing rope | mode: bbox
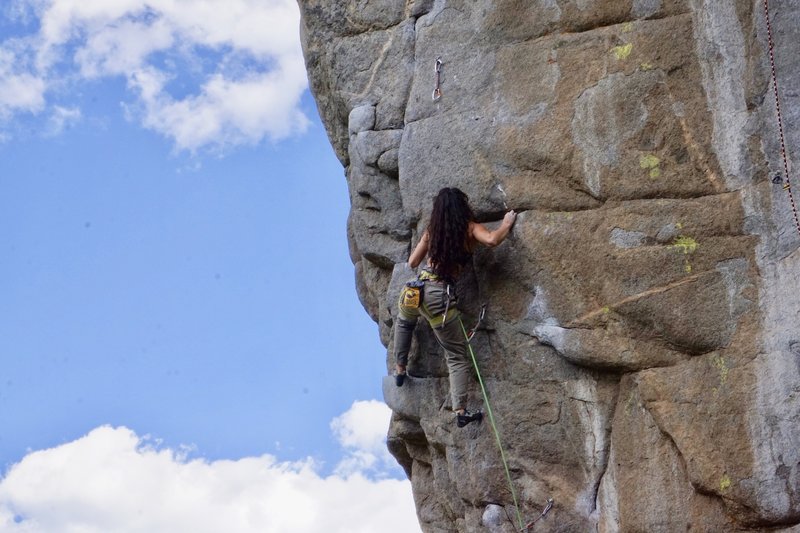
[458,317,525,531]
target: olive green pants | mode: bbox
[395,279,471,411]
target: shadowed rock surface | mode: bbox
[299,1,800,530]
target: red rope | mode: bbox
[762,0,800,237]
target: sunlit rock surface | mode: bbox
[299,1,800,530]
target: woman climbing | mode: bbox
[394,187,517,428]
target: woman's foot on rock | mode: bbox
[456,409,483,428]
[395,366,407,387]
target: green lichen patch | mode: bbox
[612,43,633,60]
[672,236,698,254]
[712,354,729,385]
[670,235,698,272]
[639,154,661,178]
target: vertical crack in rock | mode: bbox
[564,376,616,519]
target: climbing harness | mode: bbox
[521,498,554,532]
[459,315,526,531]
[417,269,456,329]
[432,57,443,101]
[762,0,800,237]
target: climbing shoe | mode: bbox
[456,410,483,428]
[395,371,406,387]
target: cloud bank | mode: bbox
[0,0,309,151]
[0,401,419,533]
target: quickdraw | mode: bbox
[432,57,443,101]
[440,283,451,329]
[762,0,800,237]
[466,303,487,341]
[521,498,554,531]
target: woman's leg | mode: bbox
[431,319,472,412]
[418,281,472,412]
[416,282,482,425]
[394,316,417,373]
[394,286,420,386]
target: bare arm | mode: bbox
[470,210,517,248]
[408,231,430,268]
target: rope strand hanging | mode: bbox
[762,0,800,237]
[458,316,526,531]
[458,314,556,530]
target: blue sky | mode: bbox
[0,1,418,531]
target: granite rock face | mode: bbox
[299,1,800,530]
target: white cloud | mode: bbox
[73,17,176,78]
[0,0,309,151]
[332,400,392,451]
[331,400,399,477]
[137,62,309,151]
[0,48,46,117]
[2,0,43,26]
[0,402,420,533]
[44,104,80,136]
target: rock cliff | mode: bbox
[298,1,800,531]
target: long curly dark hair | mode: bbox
[427,187,475,281]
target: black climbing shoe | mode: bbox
[456,410,483,428]
[395,371,406,387]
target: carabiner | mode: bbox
[439,283,451,329]
[466,303,487,341]
[521,498,555,531]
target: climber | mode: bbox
[394,187,516,428]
